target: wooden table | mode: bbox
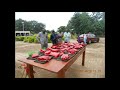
[18,46,86,78]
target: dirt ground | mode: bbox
[15,38,105,78]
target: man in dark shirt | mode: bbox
[50,30,58,45]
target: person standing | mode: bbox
[37,30,48,49]
[50,30,58,45]
[64,30,71,43]
[83,33,87,44]
[77,33,81,43]
[67,31,71,42]
[57,31,63,44]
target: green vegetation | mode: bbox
[57,12,105,37]
[15,33,53,43]
[16,35,38,43]
[15,36,25,41]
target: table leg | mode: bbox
[26,64,34,78]
[57,70,65,78]
[82,50,85,66]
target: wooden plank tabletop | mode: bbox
[18,46,86,73]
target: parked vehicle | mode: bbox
[78,33,99,44]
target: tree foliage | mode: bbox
[66,12,105,36]
[15,18,46,34]
[57,26,66,32]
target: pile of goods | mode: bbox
[27,43,86,64]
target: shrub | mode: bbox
[47,33,52,43]
[19,36,25,41]
[15,36,25,41]
[15,36,20,41]
[34,37,39,43]
[33,34,37,37]
[23,37,29,42]
[28,37,34,43]
[16,34,55,43]
[23,36,37,43]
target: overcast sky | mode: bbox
[15,12,75,31]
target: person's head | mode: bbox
[52,30,55,34]
[43,30,46,34]
[88,32,91,34]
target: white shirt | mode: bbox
[37,32,48,43]
[83,34,87,39]
[64,32,71,38]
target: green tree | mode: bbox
[67,12,93,34]
[15,19,46,34]
[15,18,25,31]
[57,26,66,32]
[67,12,105,36]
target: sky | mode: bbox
[15,12,75,31]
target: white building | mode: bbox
[15,31,30,36]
